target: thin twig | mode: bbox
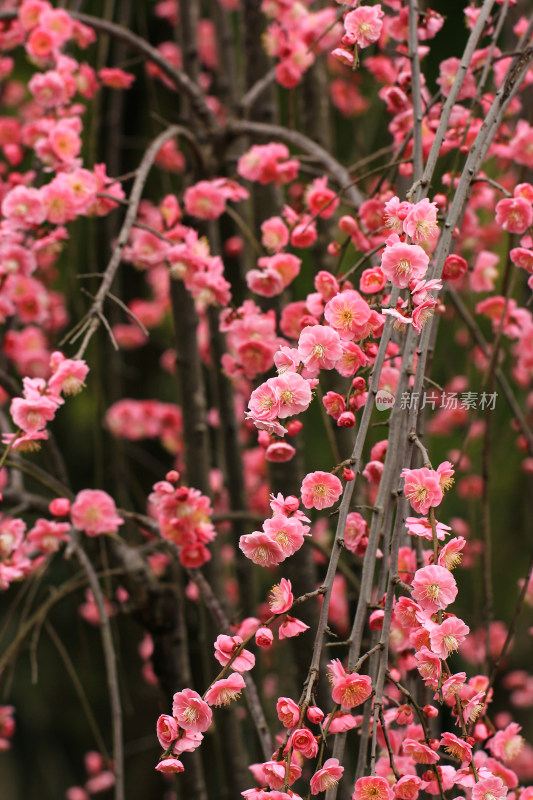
[71,126,183,359]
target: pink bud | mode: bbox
[327,241,342,256]
[307,705,324,724]
[286,420,303,436]
[337,411,356,428]
[364,342,379,359]
[395,704,414,725]
[257,430,271,448]
[343,468,355,481]
[368,609,384,630]
[284,495,300,513]
[299,314,319,330]
[224,235,244,257]
[165,470,180,483]
[423,704,439,719]
[265,442,296,463]
[49,497,71,516]
[255,627,274,648]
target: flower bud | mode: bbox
[307,705,324,724]
[286,420,303,436]
[255,627,274,648]
[49,497,71,517]
[337,411,356,428]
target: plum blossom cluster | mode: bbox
[260,1,340,90]
[0,507,73,593]
[239,493,311,568]
[346,460,533,800]
[155,576,313,776]
[245,278,382,444]
[7,351,89,451]
[220,299,286,381]
[148,471,217,568]
[65,751,115,800]
[122,199,232,310]
[106,398,183,456]
[70,489,124,538]
[3,1,533,798]
[0,3,131,388]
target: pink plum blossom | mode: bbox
[440,732,473,763]
[343,5,384,48]
[495,196,533,234]
[70,489,124,537]
[155,758,185,774]
[214,634,255,672]
[306,176,339,219]
[156,714,178,749]
[172,688,213,733]
[237,143,299,186]
[324,290,372,340]
[290,727,318,758]
[278,616,309,639]
[297,325,343,372]
[401,739,439,764]
[352,775,394,800]
[269,371,313,418]
[381,236,430,289]
[255,627,274,647]
[184,181,227,220]
[401,467,443,515]
[311,758,344,794]
[471,775,507,800]
[276,696,300,729]
[426,616,470,658]
[262,515,309,559]
[269,578,294,613]
[403,199,439,243]
[411,565,458,613]
[300,471,343,510]
[239,531,285,567]
[204,673,246,706]
[487,722,524,762]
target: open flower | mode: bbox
[276,696,299,729]
[311,758,344,794]
[426,616,470,659]
[401,468,443,515]
[300,471,343,510]
[204,673,246,706]
[269,578,294,614]
[380,237,429,289]
[70,489,124,537]
[324,290,371,340]
[411,565,458,613]
[343,5,384,48]
[239,531,285,567]
[172,688,212,733]
[213,634,255,673]
[352,775,394,800]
